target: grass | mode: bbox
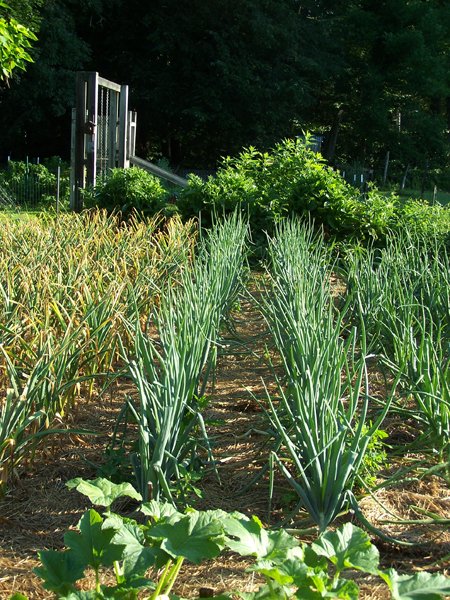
[0,207,42,220]
[396,187,450,206]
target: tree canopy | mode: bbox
[0,0,38,83]
[0,0,449,181]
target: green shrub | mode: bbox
[179,138,384,243]
[179,138,450,246]
[84,167,174,217]
[395,196,450,238]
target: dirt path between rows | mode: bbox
[0,291,275,598]
[0,289,449,599]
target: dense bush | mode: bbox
[78,142,450,246]
[179,138,450,245]
[84,167,176,217]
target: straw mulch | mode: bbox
[1,297,450,599]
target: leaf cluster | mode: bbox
[0,1,37,82]
[25,477,450,600]
[83,168,175,218]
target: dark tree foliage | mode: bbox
[0,0,90,159]
[3,0,43,32]
[85,0,324,166]
[316,0,450,175]
[1,0,450,178]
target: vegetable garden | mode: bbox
[1,141,450,599]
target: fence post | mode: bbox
[86,71,99,189]
[70,107,76,210]
[56,165,61,215]
[73,72,87,211]
[73,71,99,211]
[128,110,137,161]
[382,151,390,185]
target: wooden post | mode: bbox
[401,164,410,190]
[85,71,99,188]
[56,165,60,216]
[128,110,137,160]
[73,72,88,211]
[70,107,77,210]
[118,84,129,168]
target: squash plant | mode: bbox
[13,477,450,599]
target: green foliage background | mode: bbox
[178,139,450,246]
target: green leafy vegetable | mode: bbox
[147,511,225,563]
[311,523,380,575]
[223,513,297,559]
[64,509,125,570]
[382,569,450,600]
[33,550,85,594]
[66,477,142,509]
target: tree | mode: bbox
[0,0,90,158]
[2,0,450,175]
[313,0,450,179]
[83,0,326,166]
[0,0,38,83]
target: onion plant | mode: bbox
[344,231,450,462]
[261,219,394,531]
[345,231,449,360]
[408,327,449,461]
[125,213,248,503]
[0,389,44,495]
[0,210,197,492]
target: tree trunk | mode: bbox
[382,151,390,185]
[401,164,410,190]
[324,109,343,164]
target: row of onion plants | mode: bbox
[344,232,450,467]
[0,210,196,494]
[259,219,398,532]
[124,213,249,503]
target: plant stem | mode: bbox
[95,567,101,594]
[113,559,124,584]
[151,559,173,600]
[163,556,185,596]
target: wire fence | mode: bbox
[0,158,70,211]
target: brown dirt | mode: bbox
[1,291,450,599]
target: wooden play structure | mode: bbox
[70,71,187,211]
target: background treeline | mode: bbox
[1,0,450,183]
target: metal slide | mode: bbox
[130,156,188,188]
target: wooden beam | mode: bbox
[118,84,129,168]
[98,76,122,92]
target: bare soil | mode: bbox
[1,292,449,599]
